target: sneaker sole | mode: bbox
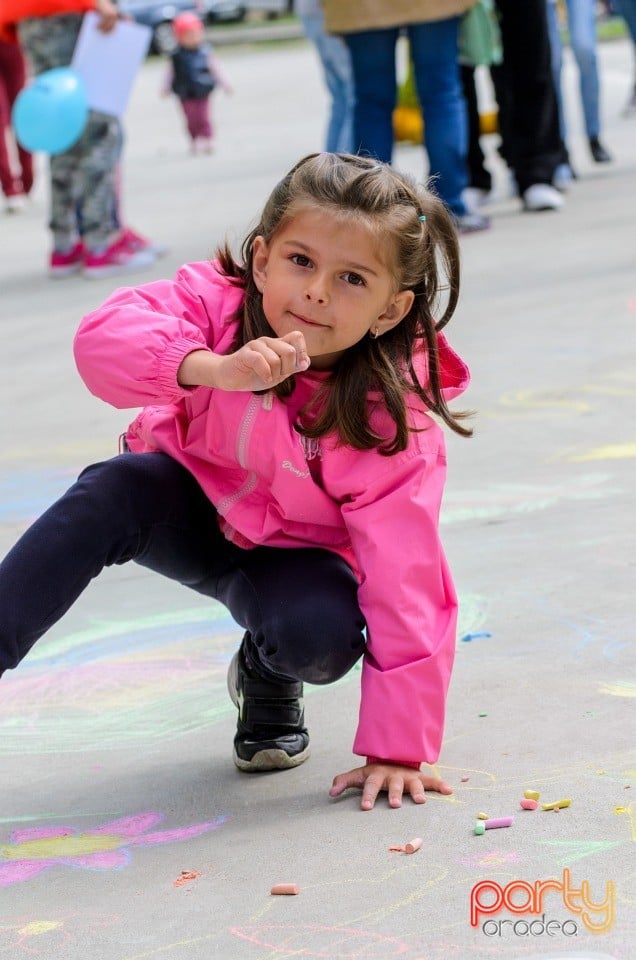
[233,744,311,772]
[83,251,156,280]
[49,264,83,278]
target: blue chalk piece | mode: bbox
[460,632,492,642]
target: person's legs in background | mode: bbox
[494,0,564,211]
[460,64,493,202]
[298,4,354,153]
[180,97,213,153]
[565,0,612,160]
[18,13,158,278]
[408,17,488,231]
[614,0,636,113]
[0,38,33,211]
[546,0,579,188]
[346,23,488,232]
[345,26,398,162]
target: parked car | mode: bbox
[243,0,291,13]
[119,0,246,55]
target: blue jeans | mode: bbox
[546,0,601,140]
[298,9,355,153]
[616,0,636,44]
[0,454,366,683]
[345,18,468,217]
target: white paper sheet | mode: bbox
[70,11,152,117]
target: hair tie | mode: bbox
[418,214,427,222]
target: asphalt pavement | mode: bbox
[0,32,635,960]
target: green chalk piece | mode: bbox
[474,821,486,835]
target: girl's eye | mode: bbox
[342,272,365,287]
[291,254,311,268]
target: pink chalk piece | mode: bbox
[520,798,539,810]
[484,817,514,829]
[404,837,423,854]
[460,776,470,782]
[270,883,300,896]
[388,845,406,852]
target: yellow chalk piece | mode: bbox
[524,790,540,801]
[476,812,490,820]
[614,806,629,814]
[541,799,571,811]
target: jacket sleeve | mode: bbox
[74,263,234,409]
[341,446,457,766]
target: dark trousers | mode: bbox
[0,454,366,683]
[460,63,509,193]
[493,0,563,192]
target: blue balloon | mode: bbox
[12,67,88,155]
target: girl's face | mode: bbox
[178,27,203,48]
[251,206,414,370]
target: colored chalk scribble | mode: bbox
[0,912,119,954]
[441,474,616,526]
[0,812,227,886]
[600,680,636,698]
[0,592,490,756]
[232,924,411,957]
[0,607,241,755]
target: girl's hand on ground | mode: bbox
[329,764,453,812]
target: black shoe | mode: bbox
[589,137,612,163]
[227,642,310,772]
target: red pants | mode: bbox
[180,97,212,141]
[0,39,34,198]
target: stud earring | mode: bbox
[369,326,380,339]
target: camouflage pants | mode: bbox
[18,14,122,252]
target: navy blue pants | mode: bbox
[0,453,366,682]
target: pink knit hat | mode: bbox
[172,12,204,37]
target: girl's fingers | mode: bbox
[329,768,366,797]
[251,339,301,383]
[360,774,383,811]
[420,775,453,795]
[387,773,405,808]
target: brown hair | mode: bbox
[216,152,471,454]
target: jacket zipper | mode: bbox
[216,393,265,515]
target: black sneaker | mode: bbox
[226,643,310,772]
[589,137,612,163]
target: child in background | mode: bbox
[0,153,471,812]
[164,12,231,154]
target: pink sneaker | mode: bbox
[83,235,156,280]
[49,241,84,278]
[120,226,168,259]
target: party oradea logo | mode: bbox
[470,867,615,938]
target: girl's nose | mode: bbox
[304,278,329,304]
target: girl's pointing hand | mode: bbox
[178,331,309,391]
[329,763,453,811]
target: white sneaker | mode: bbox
[5,195,26,213]
[522,183,564,212]
[463,186,492,212]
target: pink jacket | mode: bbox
[74,261,470,766]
